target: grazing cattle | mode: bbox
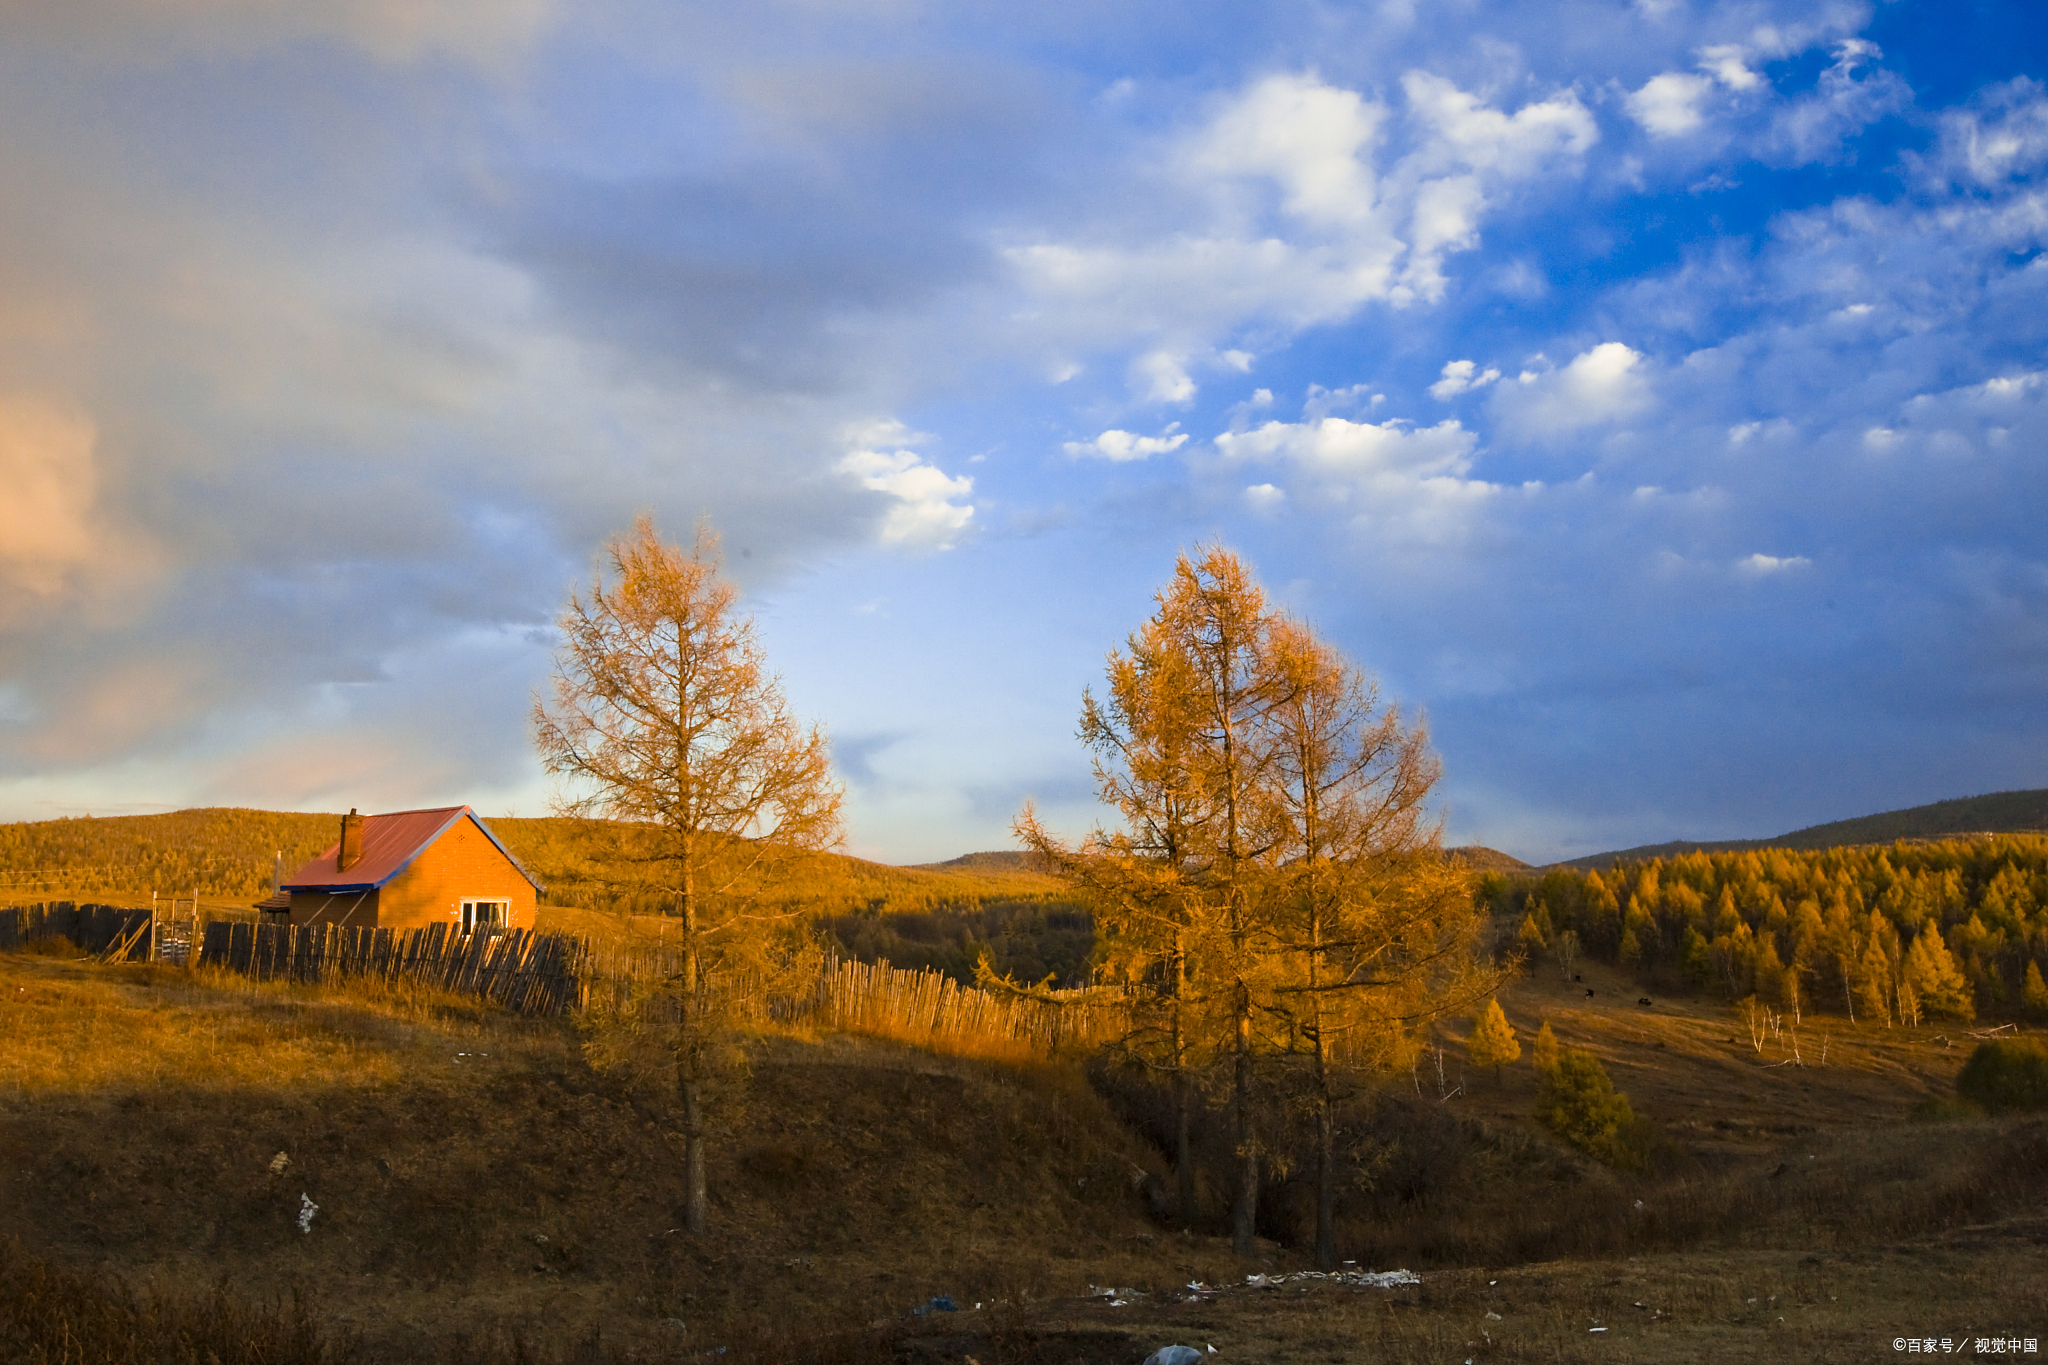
[1585,988,1596,998]
[1638,997,1653,1007]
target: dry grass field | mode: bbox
[2,920,2044,1363]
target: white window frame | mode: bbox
[461,899,510,931]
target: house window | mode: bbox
[461,900,509,931]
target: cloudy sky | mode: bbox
[1,0,2044,863]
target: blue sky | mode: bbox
[0,0,2044,863]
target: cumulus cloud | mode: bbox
[837,448,975,550]
[1627,72,1715,137]
[1134,350,1196,403]
[1215,413,1489,536]
[1189,71,1386,229]
[1063,424,1188,461]
[1493,342,1653,436]
[1429,359,1501,400]
[1697,44,1764,92]
[1005,67,1600,360]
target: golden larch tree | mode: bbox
[1467,998,1521,1081]
[532,515,842,1233]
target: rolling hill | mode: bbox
[1550,787,2048,870]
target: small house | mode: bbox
[280,806,542,931]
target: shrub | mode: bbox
[1535,1047,1647,1169]
[1956,1038,2048,1115]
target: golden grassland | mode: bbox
[5,851,2048,1364]
[0,948,520,1097]
[0,806,1074,922]
[4,921,2046,1364]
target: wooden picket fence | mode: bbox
[3,902,1119,1052]
[577,942,1124,1060]
[193,921,586,1016]
[0,902,154,958]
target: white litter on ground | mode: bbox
[1144,1346,1204,1365]
[1181,1268,1418,1300]
[297,1193,319,1234]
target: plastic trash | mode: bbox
[297,1193,319,1234]
[268,1152,290,1176]
[912,1296,957,1315]
[1145,1347,1204,1365]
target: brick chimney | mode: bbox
[338,809,364,872]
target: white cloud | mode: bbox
[1218,413,1476,477]
[1429,358,1501,400]
[1768,39,1909,164]
[1399,72,1599,176]
[1064,424,1189,462]
[1926,78,2048,187]
[1736,553,1811,575]
[1134,350,1196,403]
[1005,68,1601,358]
[1493,342,1653,436]
[1697,44,1763,92]
[1217,412,1492,540]
[837,448,975,550]
[1396,72,1598,301]
[1190,72,1386,230]
[1627,72,1714,137]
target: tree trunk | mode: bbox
[1313,1043,1336,1271]
[681,1070,707,1234]
[1174,1069,1195,1230]
[1231,992,1257,1257]
[1171,953,1195,1229]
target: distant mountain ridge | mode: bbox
[1550,787,2048,871]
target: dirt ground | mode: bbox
[883,1225,2048,1364]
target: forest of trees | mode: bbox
[1499,836,2048,1025]
[0,808,336,902]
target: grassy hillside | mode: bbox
[0,808,1072,917]
[3,940,2043,1363]
[0,952,1181,1362]
[1554,787,2048,870]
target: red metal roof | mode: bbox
[281,807,541,894]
